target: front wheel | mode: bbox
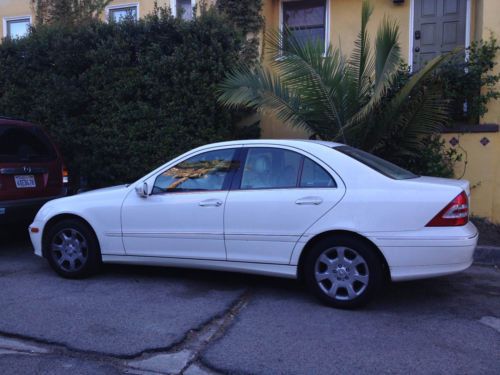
[303,235,383,309]
[45,219,101,278]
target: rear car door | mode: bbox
[224,145,346,264]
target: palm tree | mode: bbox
[217,0,454,162]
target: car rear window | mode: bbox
[0,125,57,162]
[334,145,418,180]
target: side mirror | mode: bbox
[135,182,149,198]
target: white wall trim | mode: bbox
[105,2,140,22]
[171,0,197,18]
[465,0,472,61]
[408,0,415,70]
[2,15,32,38]
[408,0,472,71]
[279,0,331,54]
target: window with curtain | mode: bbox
[282,0,327,47]
[176,0,194,20]
[109,6,138,22]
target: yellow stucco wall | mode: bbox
[479,0,500,124]
[443,131,500,222]
[444,0,500,222]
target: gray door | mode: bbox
[413,0,467,71]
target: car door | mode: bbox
[224,146,345,264]
[121,147,241,260]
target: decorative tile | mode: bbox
[449,137,459,146]
[480,137,490,146]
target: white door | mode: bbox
[224,146,345,264]
[121,147,241,260]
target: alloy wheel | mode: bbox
[314,246,369,301]
[50,228,89,273]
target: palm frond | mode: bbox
[217,64,311,131]
[345,15,401,128]
[349,0,374,102]
[374,87,450,158]
[264,29,349,139]
[385,50,458,114]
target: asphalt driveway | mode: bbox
[0,230,499,374]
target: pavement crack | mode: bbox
[0,290,253,375]
[180,289,252,374]
[125,289,253,375]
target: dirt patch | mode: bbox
[471,217,500,246]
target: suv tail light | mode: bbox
[426,191,468,227]
[62,165,69,185]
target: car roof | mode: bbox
[0,116,38,127]
[198,139,344,150]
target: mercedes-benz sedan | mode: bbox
[29,140,478,308]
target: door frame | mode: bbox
[408,0,472,71]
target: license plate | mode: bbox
[15,175,36,188]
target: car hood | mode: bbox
[34,184,131,221]
[78,184,130,195]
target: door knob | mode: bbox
[199,199,223,207]
[414,47,420,52]
[295,197,323,205]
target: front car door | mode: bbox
[121,147,241,260]
[224,145,345,264]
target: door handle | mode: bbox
[295,196,323,205]
[199,199,223,207]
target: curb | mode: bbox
[474,246,500,266]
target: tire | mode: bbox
[303,235,383,309]
[44,219,101,278]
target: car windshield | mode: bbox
[0,125,57,162]
[334,145,418,180]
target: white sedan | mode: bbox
[29,140,478,308]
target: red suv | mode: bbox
[0,117,68,225]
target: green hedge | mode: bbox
[0,8,257,189]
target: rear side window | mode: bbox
[335,145,417,180]
[241,148,302,189]
[300,157,336,188]
[0,125,57,163]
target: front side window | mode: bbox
[282,0,326,47]
[153,149,238,193]
[175,0,195,20]
[109,6,138,22]
[5,18,30,39]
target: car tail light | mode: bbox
[426,191,469,227]
[62,165,69,185]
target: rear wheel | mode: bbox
[303,235,383,308]
[45,219,101,278]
